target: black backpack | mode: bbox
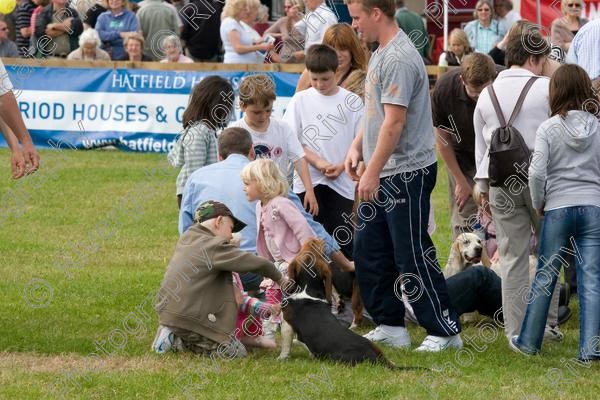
[487,77,539,187]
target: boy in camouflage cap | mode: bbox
[153,201,285,357]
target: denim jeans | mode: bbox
[515,206,600,360]
[354,163,461,337]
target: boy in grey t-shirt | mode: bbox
[345,0,461,352]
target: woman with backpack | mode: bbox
[473,31,562,341]
[510,64,600,361]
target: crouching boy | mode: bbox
[152,200,286,358]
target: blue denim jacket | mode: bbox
[179,154,340,256]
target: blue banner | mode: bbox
[0,66,300,153]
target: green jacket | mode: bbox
[156,224,282,344]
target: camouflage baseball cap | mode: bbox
[194,201,246,233]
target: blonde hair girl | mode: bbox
[241,158,315,340]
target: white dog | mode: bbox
[444,232,492,278]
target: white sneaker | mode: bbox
[152,325,179,354]
[362,325,411,348]
[544,324,564,342]
[416,334,463,352]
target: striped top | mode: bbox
[15,0,36,56]
[567,19,600,80]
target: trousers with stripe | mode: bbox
[354,162,461,337]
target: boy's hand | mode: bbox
[324,163,344,179]
[314,158,331,173]
[303,190,319,216]
[345,146,363,181]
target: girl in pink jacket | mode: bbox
[241,159,316,339]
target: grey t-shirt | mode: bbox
[363,30,436,178]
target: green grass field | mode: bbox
[0,149,597,400]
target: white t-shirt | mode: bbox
[220,17,264,64]
[283,87,363,200]
[228,117,305,177]
[294,4,338,52]
[0,60,14,96]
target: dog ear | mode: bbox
[480,244,492,267]
[445,238,464,276]
[321,260,333,305]
[287,258,299,283]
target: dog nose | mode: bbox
[475,247,482,256]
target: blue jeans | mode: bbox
[515,206,600,360]
[354,163,461,337]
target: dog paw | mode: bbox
[277,354,290,360]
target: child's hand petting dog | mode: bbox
[230,232,241,247]
[269,303,282,316]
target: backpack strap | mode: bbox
[487,84,507,127]
[487,76,539,127]
[507,77,539,126]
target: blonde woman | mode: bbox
[220,0,274,64]
[265,0,305,41]
[438,28,473,66]
[551,0,587,52]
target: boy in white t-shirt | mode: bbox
[228,74,318,215]
[283,44,364,258]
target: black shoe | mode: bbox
[558,305,572,326]
[559,283,570,307]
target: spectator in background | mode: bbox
[28,0,49,57]
[293,0,337,62]
[264,0,305,63]
[136,0,180,61]
[566,17,600,80]
[15,0,36,56]
[494,0,521,32]
[220,0,273,64]
[34,0,84,58]
[464,0,506,54]
[0,19,19,57]
[121,32,151,61]
[95,0,138,60]
[438,28,473,66]
[83,0,108,29]
[394,0,428,60]
[180,0,223,62]
[67,28,111,59]
[253,4,270,36]
[551,0,587,53]
[160,34,193,63]
[295,23,368,99]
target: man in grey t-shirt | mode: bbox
[345,0,461,352]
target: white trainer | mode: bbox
[416,334,463,352]
[362,325,411,348]
[152,325,175,354]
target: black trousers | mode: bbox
[298,184,355,259]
